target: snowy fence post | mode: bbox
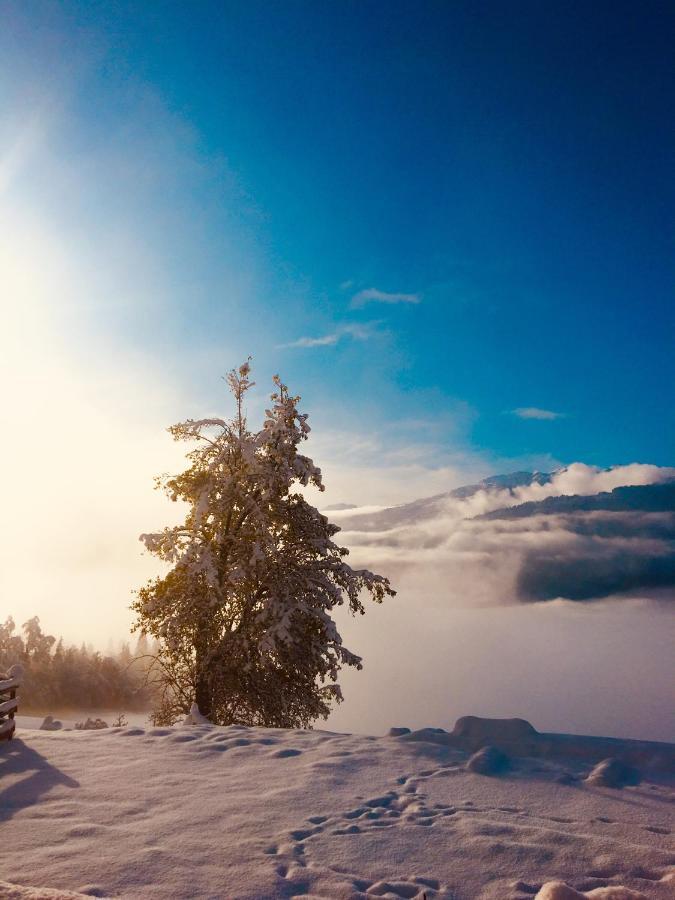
[0,664,23,741]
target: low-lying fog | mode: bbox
[325,465,675,743]
[327,594,674,743]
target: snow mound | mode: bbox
[466,744,510,775]
[183,702,213,726]
[452,715,538,751]
[393,716,674,774]
[39,716,62,732]
[585,758,641,788]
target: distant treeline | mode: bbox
[0,616,153,712]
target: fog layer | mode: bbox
[326,465,675,742]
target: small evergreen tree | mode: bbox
[132,361,395,727]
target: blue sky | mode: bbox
[3,0,674,484]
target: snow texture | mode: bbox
[1,718,673,899]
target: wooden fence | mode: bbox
[0,669,21,741]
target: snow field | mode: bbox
[0,723,673,899]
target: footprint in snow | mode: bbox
[270,758,517,898]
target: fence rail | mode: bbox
[0,671,21,741]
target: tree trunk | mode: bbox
[194,645,212,719]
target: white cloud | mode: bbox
[280,322,375,349]
[350,287,421,308]
[512,407,565,420]
[517,462,675,502]
[283,333,342,348]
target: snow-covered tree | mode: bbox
[132,362,395,727]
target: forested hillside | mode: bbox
[0,616,152,712]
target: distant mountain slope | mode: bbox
[481,479,675,519]
[333,470,555,532]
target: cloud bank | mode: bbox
[332,463,675,607]
[325,463,675,742]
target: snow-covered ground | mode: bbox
[1,719,673,899]
[14,714,151,732]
